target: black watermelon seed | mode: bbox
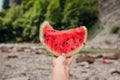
[44,34,46,37]
[46,39,49,41]
[65,42,68,44]
[66,38,69,41]
[60,48,63,51]
[48,30,51,32]
[62,42,65,46]
[53,38,55,40]
[54,44,57,46]
[51,30,55,32]
[71,47,74,50]
[48,30,55,32]
[79,39,82,41]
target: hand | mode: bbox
[51,54,74,80]
[52,55,74,71]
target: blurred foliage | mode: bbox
[110,26,120,34]
[3,0,10,9]
[0,0,98,42]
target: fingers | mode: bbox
[52,53,74,67]
[66,56,74,66]
[53,53,65,58]
[52,54,66,65]
[53,53,66,60]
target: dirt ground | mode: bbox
[0,41,120,80]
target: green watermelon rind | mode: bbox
[39,21,87,57]
[39,21,59,56]
[65,26,87,57]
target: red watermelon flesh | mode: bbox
[40,21,87,57]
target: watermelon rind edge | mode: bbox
[39,21,60,56]
[39,21,87,57]
[66,26,87,57]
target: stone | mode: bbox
[6,76,29,80]
[76,54,95,64]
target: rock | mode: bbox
[102,59,112,64]
[0,43,120,80]
[0,46,10,53]
[24,48,31,52]
[12,47,18,52]
[109,68,120,75]
[6,76,29,80]
[7,54,18,59]
[76,54,95,64]
[86,75,107,80]
[103,54,120,60]
[17,47,25,52]
[111,70,120,75]
[95,54,103,59]
[78,62,90,68]
[35,50,42,54]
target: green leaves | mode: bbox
[0,0,98,42]
[45,0,98,30]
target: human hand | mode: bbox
[51,54,74,80]
[52,54,74,71]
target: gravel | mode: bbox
[0,43,120,80]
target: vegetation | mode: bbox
[0,0,98,42]
[110,26,120,34]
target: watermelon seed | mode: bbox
[79,39,82,41]
[51,30,55,32]
[54,44,57,46]
[73,37,75,39]
[48,30,51,32]
[48,30,55,32]
[46,39,49,41]
[62,42,65,46]
[65,42,68,44]
[60,48,64,52]
[74,41,76,44]
[52,30,55,32]
[53,38,55,40]
[71,47,74,50]
[66,38,69,41]
[44,34,46,37]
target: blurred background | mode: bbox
[0,0,98,42]
[0,0,120,43]
[0,0,120,80]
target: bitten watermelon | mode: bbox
[39,21,87,57]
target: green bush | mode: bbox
[45,0,98,30]
[0,0,98,42]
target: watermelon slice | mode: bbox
[39,21,87,57]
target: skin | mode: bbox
[51,54,74,80]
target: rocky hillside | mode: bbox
[98,0,120,25]
[90,0,120,43]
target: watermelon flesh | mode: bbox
[40,21,87,57]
